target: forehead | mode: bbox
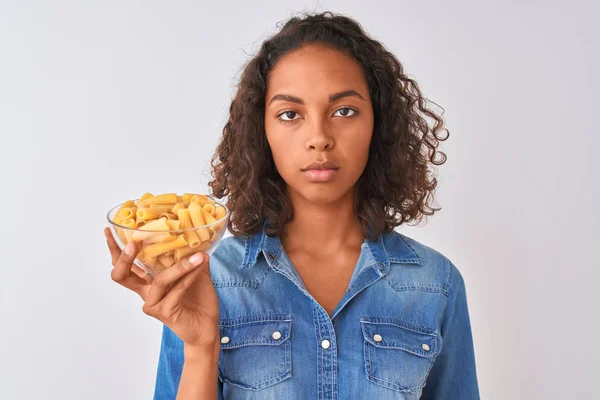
[266,44,368,98]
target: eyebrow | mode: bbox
[268,90,366,106]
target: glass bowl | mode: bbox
[106,194,230,277]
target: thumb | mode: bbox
[189,253,215,289]
[188,254,219,311]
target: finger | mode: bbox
[144,252,205,309]
[110,240,149,297]
[104,227,121,265]
[153,266,202,322]
[105,228,153,286]
[131,264,154,285]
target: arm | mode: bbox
[177,343,221,399]
[421,261,481,400]
[154,324,223,400]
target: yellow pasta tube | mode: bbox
[120,218,136,229]
[144,234,188,259]
[160,212,177,220]
[209,229,220,243]
[136,208,164,220]
[186,231,202,248]
[118,200,135,210]
[210,221,225,236]
[120,218,137,242]
[148,204,175,213]
[214,205,226,220]
[175,241,211,261]
[187,203,210,241]
[190,194,209,205]
[158,254,175,269]
[175,246,199,261]
[136,220,147,229]
[202,202,216,217]
[137,193,178,207]
[143,256,159,269]
[167,219,181,231]
[171,202,185,215]
[139,192,153,201]
[140,217,170,230]
[181,193,195,205]
[177,209,201,248]
[143,233,177,245]
[177,209,191,229]
[117,207,137,220]
[201,208,217,225]
[131,217,170,241]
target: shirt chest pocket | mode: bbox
[360,318,441,393]
[218,315,292,391]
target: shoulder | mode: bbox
[383,230,466,298]
[207,234,267,288]
[210,234,246,266]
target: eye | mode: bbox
[333,107,358,117]
[277,110,301,123]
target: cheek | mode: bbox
[266,133,298,175]
[342,132,371,170]
[343,150,370,185]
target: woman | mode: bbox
[105,11,480,400]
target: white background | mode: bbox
[1,1,598,399]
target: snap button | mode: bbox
[373,334,383,343]
[220,336,230,344]
[272,331,282,340]
[377,262,385,271]
[267,252,275,260]
[422,343,430,351]
[321,339,331,349]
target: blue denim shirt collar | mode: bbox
[239,219,422,274]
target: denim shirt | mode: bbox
[153,223,480,399]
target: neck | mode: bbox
[280,186,365,257]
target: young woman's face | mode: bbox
[264,43,374,206]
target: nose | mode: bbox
[305,120,334,151]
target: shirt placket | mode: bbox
[313,301,337,400]
[264,246,339,400]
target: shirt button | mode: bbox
[267,252,275,260]
[220,336,230,344]
[272,331,282,340]
[373,334,383,343]
[422,343,430,351]
[321,339,331,349]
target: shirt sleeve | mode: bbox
[420,260,481,400]
[153,324,224,400]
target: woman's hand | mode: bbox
[104,227,220,351]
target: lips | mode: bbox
[303,168,337,182]
[301,160,340,171]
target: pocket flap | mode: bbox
[219,315,292,349]
[360,318,439,358]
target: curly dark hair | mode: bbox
[208,10,449,241]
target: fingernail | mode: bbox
[124,243,133,255]
[189,253,203,265]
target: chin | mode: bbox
[299,184,354,205]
